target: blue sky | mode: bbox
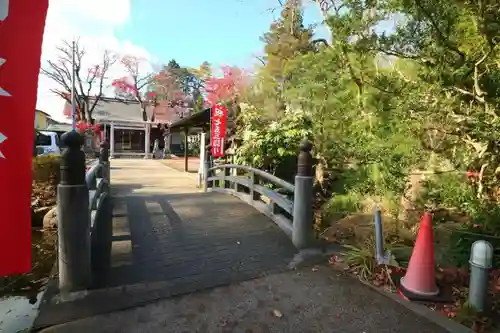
[115,0,329,69]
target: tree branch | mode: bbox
[413,0,465,64]
[41,39,113,123]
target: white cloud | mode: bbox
[36,0,154,121]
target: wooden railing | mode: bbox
[205,139,315,250]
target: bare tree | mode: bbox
[40,39,116,124]
[112,56,154,121]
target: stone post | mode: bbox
[57,131,91,292]
[292,139,314,250]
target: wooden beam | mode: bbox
[184,127,189,172]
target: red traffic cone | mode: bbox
[399,212,439,298]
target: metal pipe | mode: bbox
[209,105,213,168]
[71,40,76,131]
[374,206,385,264]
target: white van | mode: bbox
[35,131,61,156]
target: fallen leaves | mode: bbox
[272,309,283,318]
[328,255,338,265]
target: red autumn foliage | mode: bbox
[466,171,480,178]
[149,69,188,108]
[76,121,101,134]
[205,65,248,105]
[112,76,138,96]
[113,56,155,112]
[153,71,184,99]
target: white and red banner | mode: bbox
[0,0,49,275]
[211,104,228,157]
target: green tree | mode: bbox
[259,0,314,117]
[149,59,206,112]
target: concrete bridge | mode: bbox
[31,133,456,333]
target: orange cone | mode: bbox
[399,212,439,297]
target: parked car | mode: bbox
[35,131,61,156]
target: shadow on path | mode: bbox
[34,191,297,329]
[94,191,296,289]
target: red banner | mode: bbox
[0,0,49,276]
[211,104,228,157]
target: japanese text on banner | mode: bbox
[211,105,228,157]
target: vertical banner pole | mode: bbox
[209,104,213,168]
[71,40,76,131]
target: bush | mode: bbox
[32,155,61,184]
[187,135,201,156]
[234,104,312,182]
[420,173,500,267]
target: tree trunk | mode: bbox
[398,170,426,225]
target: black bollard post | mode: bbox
[57,131,91,292]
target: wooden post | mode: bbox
[198,132,207,188]
[204,143,211,192]
[184,127,189,172]
[109,121,115,159]
[144,123,150,159]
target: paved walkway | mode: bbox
[39,267,449,333]
[98,159,296,289]
[34,160,456,333]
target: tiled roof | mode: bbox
[62,97,150,123]
[92,97,147,122]
[62,96,190,124]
